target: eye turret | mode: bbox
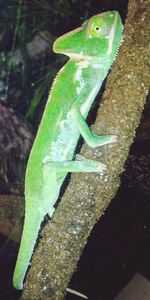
[94,26,100,32]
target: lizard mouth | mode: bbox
[53,27,92,60]
[53,26,82,54]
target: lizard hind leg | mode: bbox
[42,152,108,219]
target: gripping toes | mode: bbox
[96,161,107,174]
[109,135,117,143]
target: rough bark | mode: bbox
[21,0,150,299]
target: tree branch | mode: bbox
[21,0,150,299]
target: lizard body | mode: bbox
[13,11,123,289]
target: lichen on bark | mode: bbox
[21,0,150,299]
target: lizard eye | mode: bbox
[86,20,102,38]
[94,26,100,32]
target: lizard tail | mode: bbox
[13,213,43,290]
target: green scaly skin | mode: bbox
[13,11,123,290]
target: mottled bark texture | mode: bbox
[21,0,150,299]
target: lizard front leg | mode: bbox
[70,102,117,147]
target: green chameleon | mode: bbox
[13,11,123,290]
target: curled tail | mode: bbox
[13,213,43,290]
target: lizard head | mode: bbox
[53,11,123,63]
